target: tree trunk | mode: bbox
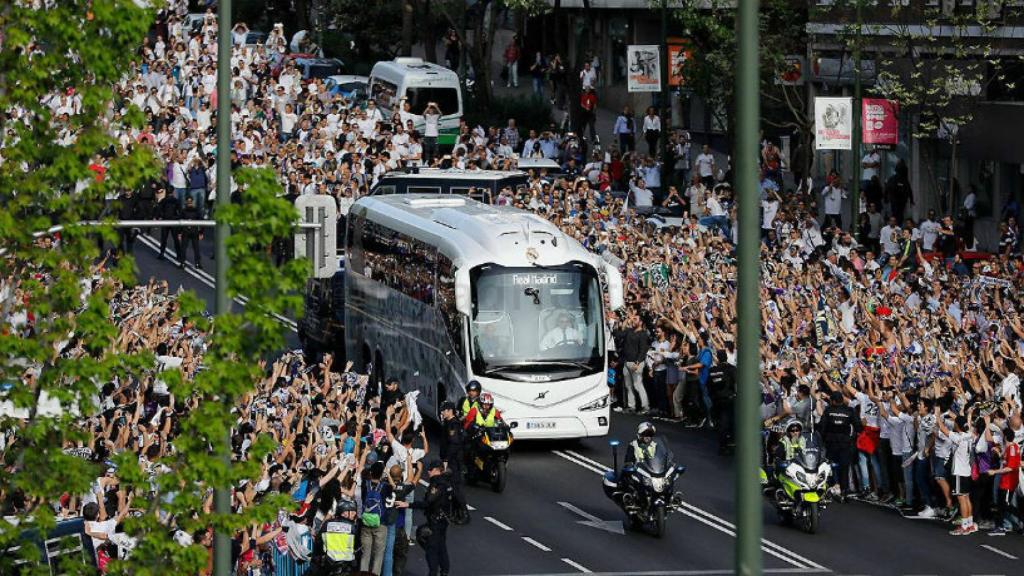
[295,0,310,30]
[401,0,415,57]
[419,0,437,63]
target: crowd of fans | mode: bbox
[2,271,439,575]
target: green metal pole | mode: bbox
[660,0,670,186]
[851,0,862,227]
[214,1,232,575]
[735,0,762,574]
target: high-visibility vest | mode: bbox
[631,440,656,463]
[460,397,478,417]
[323,520,356,562]
[475,408,497,428]
[781,436,806,460]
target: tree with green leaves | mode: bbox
[432,0,549,108]
[817,0,1024,211]
[672,0,811,170]
[0,2,306,573]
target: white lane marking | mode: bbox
[557,501,603,523]
[560,558,593,573]
[522,536,552,552]
[483,565,827,569]
[980,544,1018,560]
[553,449,827,572]
[552,450,606,475]
[136,234,298,332]
[484,516,514,531]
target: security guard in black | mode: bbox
[439,401,470,524]
[818,391,861,495]
[398,460,452,576]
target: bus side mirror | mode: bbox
[604,262,624,310]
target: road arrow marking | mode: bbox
[557,501,625,535]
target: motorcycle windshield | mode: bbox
[639,438,674,476]
[486,424,511,442]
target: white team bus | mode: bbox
[344,194,624,439]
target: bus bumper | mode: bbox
[504,414,610,440]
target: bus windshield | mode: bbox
[469,263,604,381]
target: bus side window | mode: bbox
[347,212,365,274]
[437,254,464,361]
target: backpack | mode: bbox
[361,481,383,527]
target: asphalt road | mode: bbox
[131,235,1024,576]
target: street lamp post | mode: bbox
[851,0,863,228]
[735,0,762,574]
[214,0,233,575]
[661,0,671,187]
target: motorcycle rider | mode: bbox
[626,421,659,467]
[773,420,808,476]
[458,380,482,420]
[438,401,470,525]
[313,498,360,575]
[463,392,503,430]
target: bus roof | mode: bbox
[378,168,528,182]
[354,194,600,271]
[370,58,459,83]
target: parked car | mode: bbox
[325,75,369,102]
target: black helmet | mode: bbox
[338,498,357,514]
[465,380,482,394]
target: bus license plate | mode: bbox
[526,421,556,430]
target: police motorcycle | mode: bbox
[465,393,514,493]
[760,420,832,534]
[603,424,686,538]
[466,420,513,493]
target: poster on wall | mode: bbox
[814,97,853,150]
[667,43,690,87]
[862,98,899,148]
[627,45,661,92]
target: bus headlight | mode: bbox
[579,395,609,412]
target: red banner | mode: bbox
[862,98,899,147]
[667,43,691,87]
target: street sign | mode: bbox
[294,195,337,279]
[627,45,661,93]
[814,97,853,150]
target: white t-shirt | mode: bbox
[880,224,901,256]
[920,219,941,251]
[580,68,597,90]
[762,198,779,228]
[861,151,880,181]
[696,153,715,177]
[85,518,117,553]
[386,440,425,479]
[854,392,879,428]
[945,430,973,477]
[423,113,440,138]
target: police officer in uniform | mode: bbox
[313,498,360,575]
[439,401,470,525]
[818,391,861,499]
[396,460,452,576]
[706,350,737,454]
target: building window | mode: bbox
[609,17,629,84]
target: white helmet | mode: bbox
[637,421,656,438]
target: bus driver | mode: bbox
[540,312,582,350]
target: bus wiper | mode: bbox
[528,360,592,370]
